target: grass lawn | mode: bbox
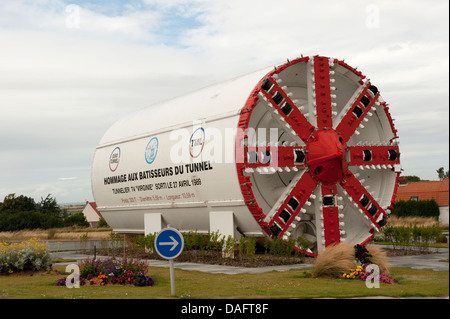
[0,265,448,299]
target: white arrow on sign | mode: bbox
[159,236,179,251]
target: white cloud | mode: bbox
[58,177,78,181]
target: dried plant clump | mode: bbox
[366,245,390,275]
[311,242,357,278]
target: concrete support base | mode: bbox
[209,211,237,258]
[144,213,166,253]
[144,213,166,236]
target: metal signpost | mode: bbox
[154,227,184,296]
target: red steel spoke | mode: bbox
[335,82,379,142]
[244,146,307,168]
[347,145,400,166]
[340,172,386,230]
[313,56,333,129]
[267,171,318,237]
[321,184,341,246]
[259,77,315,142]
[381,101,399,142]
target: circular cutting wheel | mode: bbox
[236,56,401,256]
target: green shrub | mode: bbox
[183,231,208,251]
[238,236,256,261]
[0,238,52,274]
[206,231,224,252]
[223,235,235,257]
[64,212,89,227]
[282,237,296,257]
[382,224,442,250]
[133,232,156,252]
[98,217,109,228]
[436,234,448,243]
[296,236,312,256]
[269,237,286,255]
[267,237,300,257]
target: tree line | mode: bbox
[0,193,89,232]
[400,166,449,183]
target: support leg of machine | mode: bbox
[144,213,165,235]
[144,213,166,253]
[209,211,236,258]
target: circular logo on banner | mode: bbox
[189,127,205,158]
[145,137,158,164]
[109,147,120,172]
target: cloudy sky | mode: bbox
[0,0,448,204]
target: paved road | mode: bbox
[388,252,449,271]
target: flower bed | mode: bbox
[341,245,394,284]
[55,258,154,287]
[0,238,51,274]
[342,265,393,284]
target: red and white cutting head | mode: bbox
[236,56,401,256]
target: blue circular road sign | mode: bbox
[154,228,184,259]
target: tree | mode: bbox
[98,217,109,228]
[38,194,62,217]
[0,194,36,212]
[64,212,89,227]
[0,193,64,231]
[401,175,421,182]
[436,167,449,180]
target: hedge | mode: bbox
[391,199,440,218]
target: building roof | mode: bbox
[397,178,449,206]
[89,202,102,218]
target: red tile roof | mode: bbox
[88,202,103,219]
[397,178,449,206]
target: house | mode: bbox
[396,178,449,224]
[82,202,103,227]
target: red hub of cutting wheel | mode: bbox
[235,55,401,256]
[306,129,347,184]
